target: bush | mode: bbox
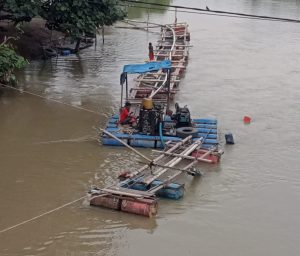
[0,42,28,84]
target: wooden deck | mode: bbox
[128,22,190,107]
[90,136,208,216]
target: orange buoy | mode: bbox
[243,116,251,124]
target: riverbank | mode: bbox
[0,18,66,60]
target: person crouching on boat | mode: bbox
[149,42,154,61]
[119,102,137,126]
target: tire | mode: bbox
[176,127,198,138]
[44,47,57,57]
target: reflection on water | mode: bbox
[1,0,300,255]
[126,0,171,18]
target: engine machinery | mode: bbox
[172,103,192,128]
[138,100,163,135]
[137,99,192,136]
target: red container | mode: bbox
[243,116,251,124]
[121,198,158,217]
[192,151,220,163]
[174,26,185,32]
[90,195,121,210]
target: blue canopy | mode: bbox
[123,60,171,74]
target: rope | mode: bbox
[1,83,100,116]
[0,196,86,235]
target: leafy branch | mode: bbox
[0,38,28,84]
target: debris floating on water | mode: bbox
[225,133,235,145]
[243,116,251,124]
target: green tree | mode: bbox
[41,0,126,51]
[1,0,41,24]
[0,39,28,84]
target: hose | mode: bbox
[159,122,165,148]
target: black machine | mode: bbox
[172,103,192,128]
[138,103,192,135]
[138,105,163,135]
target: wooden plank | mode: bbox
[151,149,213,163]
[127,98,167,103]
[154,49,186,52]
[172,65,186,69]
[143,140,202,185]
[156,42,191,47]
[126,135,193,178]
[134,79,181,82]
[154,54,187,57]
[102,187,154,198]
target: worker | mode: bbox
[119,102,136,126]
[148,42,154,61]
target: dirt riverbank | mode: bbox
[0,18,64,60]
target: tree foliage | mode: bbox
[1,0,126,37]
[0,0,125,79]
[42,0,126,38]
[1,0,41,23]
[0,41,28,84]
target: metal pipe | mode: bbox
[120,83,123,110]
[144,139,202,184]
[151,150,213,163]
[166,69,171,114]
[125,73,128,100]
[127,136,192,178]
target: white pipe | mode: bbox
[149,24,176,99]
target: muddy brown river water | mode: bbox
[1,0,300,255]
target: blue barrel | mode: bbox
[151,180,184,200]
[62,50,71,56]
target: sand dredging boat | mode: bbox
[101,22,220,152]
[90,22,223,217]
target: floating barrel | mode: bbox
[130,183,148,191]
[121,198,158,217]
[90,195,121,210]
[62,49,71,56]
[225,133,235,145]
[129,181,184,200]
[151,180,184,200]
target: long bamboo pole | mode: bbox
[102,130,205,170]
[151,150,213,163]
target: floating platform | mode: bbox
[90,136,220,217]
[92,22,224,217]
[100,22,221,151]
[102,114,219,150]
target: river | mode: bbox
[1,0,300,255]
